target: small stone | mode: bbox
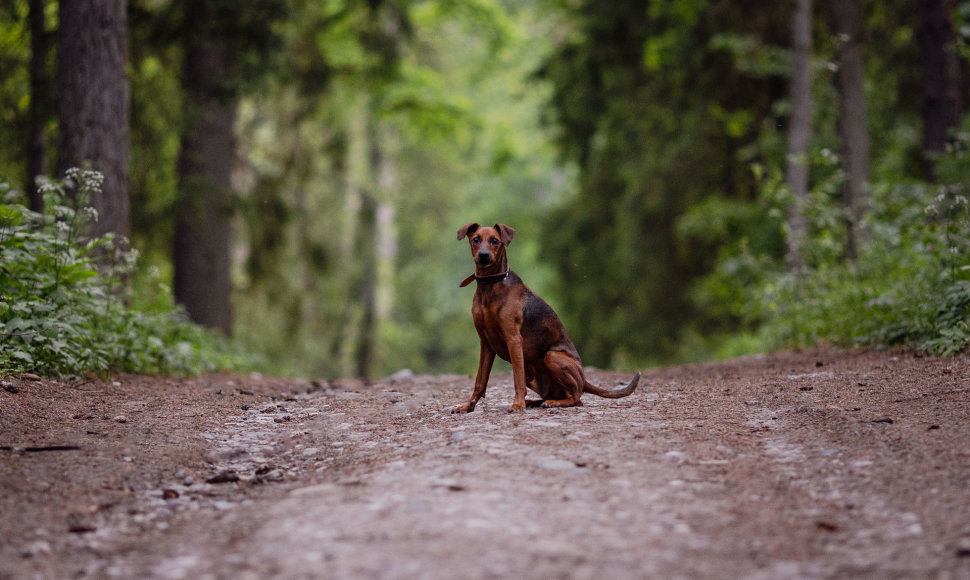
[20,540,51,558]
[113,415,128,424]
[2,381,20,394]
[387,369,414,381]
[301,447,320,457]
[161,488,180,500]
[535,458,578,471]
[956,537,970,557]
[816,520,839,532]
[67,515,96,534]
[206,470,240,484]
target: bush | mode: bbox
[679,130,970,358]
[0,169,250,377]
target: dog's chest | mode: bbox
[472,287,522,356]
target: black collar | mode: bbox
[459,268,510,288]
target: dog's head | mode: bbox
[457,222,515,268]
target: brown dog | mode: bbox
[455,222,640,413]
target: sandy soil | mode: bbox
[2,347,969,579]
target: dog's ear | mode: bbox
[457,222,480,241]
[494,224,516,246]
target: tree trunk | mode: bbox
[831,0,869,261]
[374,131,397,323]
[338,93,372,378]
[355,195,377,380]
[56,0,130,239]
[918,0,964,180]
[786,0,813,271]
[173,22,236,335]
[27,0,52,213]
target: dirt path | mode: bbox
[2,348,969,579]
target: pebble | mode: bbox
[206,470,240,484]
[20,540,51,558]
[301,447,320,457]
[956,537,970,557]
[387,369,414,381]
[535,458,578,471]
[1,380,20,394]
[114,415,128,424]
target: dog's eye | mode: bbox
[490,237,499,245]
[472,236,480,243]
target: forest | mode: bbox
[1,0,969,380]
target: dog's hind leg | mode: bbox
[538,351,585,408]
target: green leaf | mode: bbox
[10,350,34,363]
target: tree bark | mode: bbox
[27,0,52,213]
[786,0,813,271]
[173,19,236,335]
[918,0,964,180]
[56,0,130,239]
[831,0,869,261]
[338,93,370,378]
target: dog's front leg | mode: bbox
[454,340,495,413]
[507,336,527,412]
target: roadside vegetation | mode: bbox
[679,119,970,360]
[2,1,969,379]
[0,169,252,377]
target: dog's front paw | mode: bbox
[507,402,526,413]
[453,403,475,414]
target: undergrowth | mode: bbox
[0,169,253,377]
[679,124,970,359]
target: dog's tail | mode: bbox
[583,372,640,399]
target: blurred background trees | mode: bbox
[2,0,970,379]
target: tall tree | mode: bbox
[786,0,814,271]
[56,0,130,239]
[173,1,237,334]
[540,0,793,365]
[918,0,964,180]
[831,0,869,261]
[173,0,284,334]
[26,0,52,212]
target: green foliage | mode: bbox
[0,169,251,377]
[231,0,567,378]
[3,0,966,381]
[681,123,970,359]
[538,0,792,367]
[0,1,31,184]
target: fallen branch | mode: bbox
[0,445,81,452]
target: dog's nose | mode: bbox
[477,251,491,264]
